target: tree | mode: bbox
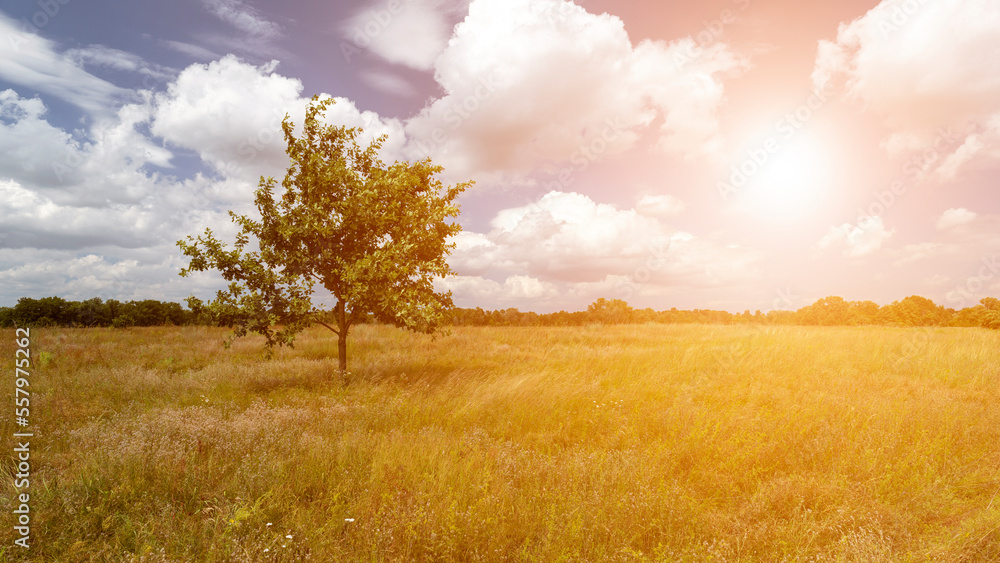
[880,295,949,327]
[797,296,851,326]
[178,96,472,377]
[587,298,634,324]
[980,297,1000,329]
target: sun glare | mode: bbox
[740,133,834,221]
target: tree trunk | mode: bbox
[335,300,349,384]
[338,328,348,382]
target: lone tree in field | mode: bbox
[178,96,471,377]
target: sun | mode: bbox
[740,133,834,220]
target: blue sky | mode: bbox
[1,0,999,313]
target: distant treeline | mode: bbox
[0,296,208,328]
[446,296,1000,329]
[2,294,999,330]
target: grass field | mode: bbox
[3,323,1000,562]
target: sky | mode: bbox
[1,0,999,314]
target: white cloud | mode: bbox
[925,274,950,286]
[450,190,759,292]
[0,89,174,205]
[936,207,977,230]
[636,194,686,218]
[0,14,129,116]
[812,0,1000,178]
[482,191,674,282]
[342,0,466,70]
[161,40,221,61]
[0,179,164,249]
[892,242,945,266]
[0,84,251,269]
[359,69,415,97]
[0,250,219,304]
[65,44,176,83]
[201,0,281,40]
[438,274,559,304]
[0,89,80,189]
[150,55,407,182]
[403,0,745,178]
[816,215,894,258]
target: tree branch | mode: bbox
[315,320,340,336]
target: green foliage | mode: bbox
[0,296,202,328]
[445,295,1000,330]
[586,297,634,324]
[178,96,472,371]
[111,314,136,329]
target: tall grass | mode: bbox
[2,324,1000,561]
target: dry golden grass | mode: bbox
[2,323,1000,561]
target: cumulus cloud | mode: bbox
[0,179,167,250]
[936,207,977,230]
[403,0,745,178]
[0,250,216,303]
[449,190,759,294]
[439,274,560,305]
[150,55,406,181]
[812,0,1000,178]
[0,52,422,304]
[816,215,894,258]
[0,90,80,189]
[0,89,175,205]
[341,0,466,70]
[472,191,675,282]
[635,194,686,218]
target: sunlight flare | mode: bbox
[743,133,833,220]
